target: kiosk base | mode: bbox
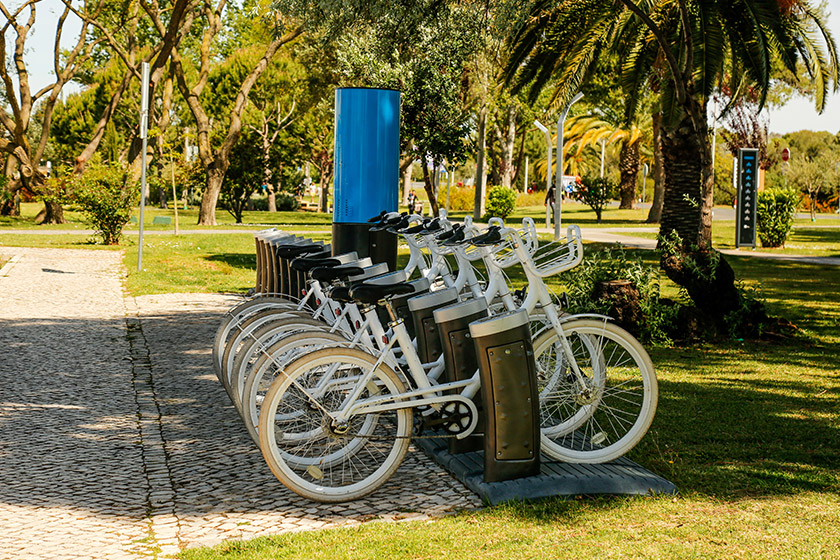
[332,222,397,271]
[416,437,677,505]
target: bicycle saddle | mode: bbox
[367,210,388,223]
[275,244,323,259]
[419,218,442,233]
[436,224,463,241]
[328,286,353,303]
[442,226,467,246]
[370,213,407,232]
[398,218,432,234]
[310,265,365,282]
[385,216,411,233]
[290,256,341,272]
[468,226,502,246]
[349,282,415,305]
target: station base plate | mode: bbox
[415,438,677,506]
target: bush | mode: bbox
[756,188,797,248]
[485,185,517,219]
[73,162,137,245]
[575,175,617,222]
[516,190,545,207]
[562,245,681,344]
[444,185,475,212]
[276,192,300,211]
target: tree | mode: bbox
[506,0,839,331]
[564,116,647,208]
[789,153,839,220]
[144,1,303,225]
[60,0,193,176]
[0,0,103,221]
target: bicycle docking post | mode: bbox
[469,309,540,482]
[434,298,490,454]
[407,288,459,363]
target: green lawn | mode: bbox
[614,220,840,257]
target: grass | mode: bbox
[0,202,334,231]
[622,220,840,257]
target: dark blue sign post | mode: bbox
[736,148,759,248]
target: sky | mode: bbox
[16,1,840,136]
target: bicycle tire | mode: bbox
[213,297,304,377]
[221,312,326,394]
[532,318,657,463]
[258,347,412,502]
[239,330,351,444]
[228,317,339,410]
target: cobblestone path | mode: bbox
[0,247,480,559]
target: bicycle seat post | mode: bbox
[382,298,399,324]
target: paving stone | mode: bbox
[0,247,482,559]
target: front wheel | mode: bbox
[258,347,412,502]
[533,318,658,463]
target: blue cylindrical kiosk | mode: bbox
[332,87,400,270]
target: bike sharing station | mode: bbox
[219,87,676,505]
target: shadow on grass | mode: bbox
[204,252,257,270]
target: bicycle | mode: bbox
[255,222,657,502]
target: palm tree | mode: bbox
[565,116,648,209]
[506,0,838,328]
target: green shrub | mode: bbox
[562,245,681,344]
[73,162,138,245]
[444,185,475,212]
[575,175,617,222]
[485,185,517,219]
[516,190,545,207]
[756,188,797,248]
[276,192,300,211]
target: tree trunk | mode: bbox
[318,157,332,213]
[399,154,414,205]
[659,107,741,330]
[262,130,277,212]
[422,159,440,216]
[39,199,66,225]
[659,113,703,244]
[618,141,639,209]
[198,166,226,226]
[267,186,277,212]
[500,104,516,188]
[473,104,488,220]
[646,112,666,223]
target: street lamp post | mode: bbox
[642,162,649,203]
[555,92,584,239]
[534,120,552,228]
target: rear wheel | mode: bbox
[240,330,350,443]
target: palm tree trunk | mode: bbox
[659,113,703,244]
[473,104,488,219]
[659,110,741,329]
[618,141,639,209]
[646,112,666,223]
